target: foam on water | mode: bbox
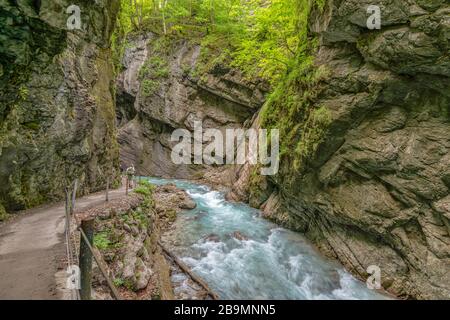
[147,177,390,300]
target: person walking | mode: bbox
[126,165,136,190]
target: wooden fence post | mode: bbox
[64,187,73,263]
[65,187,71,218]
[70,179,78,215]
[79,218,94,300]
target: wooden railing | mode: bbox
[63,178,122,300]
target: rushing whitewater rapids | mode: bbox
[146,177,389,300]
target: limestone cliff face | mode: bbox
[0,0,120,215]
[231,0,450,299]
[116,33,267,182]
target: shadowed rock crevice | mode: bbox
[116,90,138,128]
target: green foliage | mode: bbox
[134,180,155,211]
[123,278,135,291]
[111,3,134,73]
[260,55,331,173]
[113,278,125,287]
[134,185,151,197]
[114,0,332,176]
[134,180,155,195]
[132,208,150,229]
[115,0,327,85]
[166,209,177,222]
[231,0,300,84]
[18,85,28,101]
[22,121,40,130]
[139,56,169,80]
[140,79,160,97]
[138,55,169,97]
[139,179,155,189]
[94,228,124,250]
[315,0,327,11]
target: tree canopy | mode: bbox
[114,0,320,85]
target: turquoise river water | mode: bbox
[146,177,390,300]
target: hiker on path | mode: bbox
[126,165,136,189]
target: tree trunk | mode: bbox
[210,0,214,25]
[161,0,167,34]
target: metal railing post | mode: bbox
[70,179,78,215]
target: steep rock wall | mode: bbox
[231,0,450,299]
[0,0,120,215]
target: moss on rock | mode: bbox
[0,1,121,212]
[0,203,8,221]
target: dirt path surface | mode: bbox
[0,186,126,300]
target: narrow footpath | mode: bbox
[0,186,126,299]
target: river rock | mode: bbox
[123,223,132,233]
[153,184,197,217]
[204,233,221,242]
[231,231,249,241]
[135,257,152,291]
[179,198,197,210]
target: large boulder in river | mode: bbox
[152,184,197,228]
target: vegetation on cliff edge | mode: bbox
[114,0,331,184]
